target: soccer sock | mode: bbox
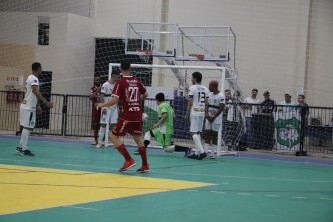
[138,146,148,166]
[19,128,30,150]
[204,143,210,153]
[211,144,217,156]
[116,144,132,161]
[98,127,106,144]
[93,129,98,142]
[192,134,204,154]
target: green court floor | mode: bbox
[0,135,333,222]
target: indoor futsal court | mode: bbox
[0,135,332,222]
[1,1,333,222]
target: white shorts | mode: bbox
[190,115,204,133]
[20,108,36,129]
[205,119,222,132]
[100,108,118,125]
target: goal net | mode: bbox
[109,63,240,155]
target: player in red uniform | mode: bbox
[90,76,102,145]
[97,61,149,173]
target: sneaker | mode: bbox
[16,147,22,153]
[136,165,149,173]
[119,159,136,172]
[17,148,35,156]
[210,155,216,159]
[91,141,97,145]
[96,143,103,148]
[187,153,198,159]
[133,150,140,155]
[197,152,207,160]
[184,147,192,157]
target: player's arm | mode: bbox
[185,96,193,119]
[97,96,119,109]
[32,85,53,108]
[211,103,225,121]
[153,112,167,129]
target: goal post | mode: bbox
[109,63,236,156]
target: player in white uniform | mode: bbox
[185,72,210,160]
[16,62,53,156]
[96,73,120,148]
[204,80,225,159]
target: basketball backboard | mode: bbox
[125,22,177,57]
[175,26,236,62]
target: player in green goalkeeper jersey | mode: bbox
[134,92,193,156]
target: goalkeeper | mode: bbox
[134,92,175,154]
[135,92,193,155]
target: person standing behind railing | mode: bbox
[241,89,261,149]
[89,76,102,145]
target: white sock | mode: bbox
[192,134,204,154]
[211,145,217,156]
[19,128,30,150]
[98,127,106,144]
[204,143,210,153]
[144,131,151,141]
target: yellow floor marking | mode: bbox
[0,164,213,215]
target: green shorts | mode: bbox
[151,128,172,147]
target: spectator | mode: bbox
[279,92,295,112]
[241,89,261,148]
[297,94,310,126]
[261,91,276,113]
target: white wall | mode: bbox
[0,0,94,18]
[94,0,160,37]
[0,12,95,95]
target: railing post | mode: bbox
[62,95,68,136]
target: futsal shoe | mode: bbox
[119,159,136,172]
[187,153,198,159]
[184,147,192,157]
[136,165,149,173]
[133,150,140,155]
[197,152,207,160]
[17,148,35,156]
[96,143,103,148]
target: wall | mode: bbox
[0,0,94,18]
[306,0,333,107]
[93,0,333,107]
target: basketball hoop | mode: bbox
[137,50,152,63]
[189,53,204,61]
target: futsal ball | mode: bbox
[142,113,149,121]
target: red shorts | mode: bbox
[112,118,142,136]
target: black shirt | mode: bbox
[261,99,276,113]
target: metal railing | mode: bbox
[1,90,332,154]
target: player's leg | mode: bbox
[17,109,35,156]
[134,130,155,155]
[204,119,213,153]
[162,133,175,153]
[210,123,221,159]
[130,122,149,173]
[111,119,135,172]
[97,108,109,148]
[106,108,118,147]
[174,144,193,157]
[91,111,101,145]
[188,115,206,159]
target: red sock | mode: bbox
[117,144,132,161]
[94,129,98,142]
[138,146,148,166]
